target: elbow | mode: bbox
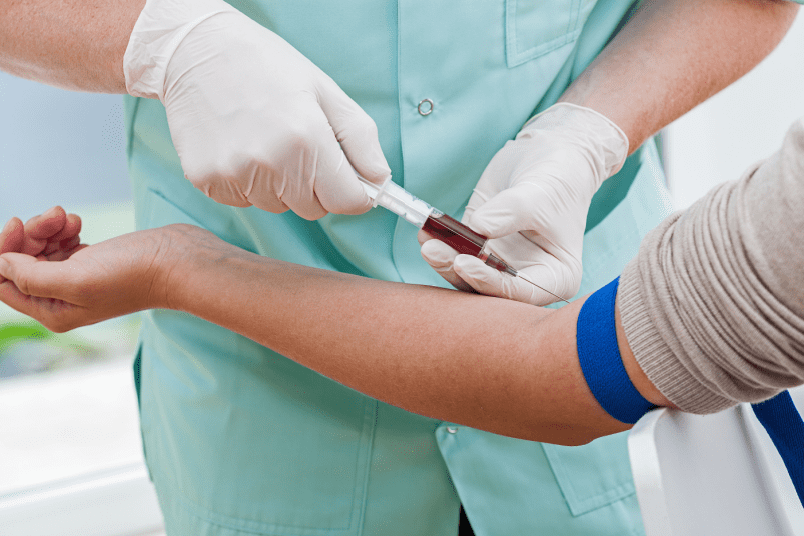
[520,424,614,447]
[555,433,598,447]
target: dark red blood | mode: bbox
[422,213,486,256]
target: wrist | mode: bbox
[148,224,199,312]
[123,0,238,100]
[519,103,629,187]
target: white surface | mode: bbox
[665,10,804,209]
[629,387,804,536]
[0,359,145,495]
[0,463,164,536]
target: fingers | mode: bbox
[419,238,475,293]
[0,207,83,258]
[453,255,566,306]
[25,206,67,240]
[241,103,371,219]
[42,235,83,259]
[48,212,82,243]
[315,80,390,215]
[0,217,24,255]
[23,206,66,255]
[311,144,373,217]
[0,278,80,333]
[319,80,391,184]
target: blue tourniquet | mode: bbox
[577,277,804,508]
[752,392,804,507]
[576,277,656,424]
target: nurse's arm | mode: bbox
[560,0,799,153]
[0,0,145,92]
[0,221,669,447]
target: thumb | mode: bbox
[318,79,391,185]
[454,255,566,306]
[467,183,540,239]
[0,253,74,300]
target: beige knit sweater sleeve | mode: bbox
[618,118,804,414]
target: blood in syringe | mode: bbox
[421,212,517,275]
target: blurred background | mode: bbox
[0,9,802,536]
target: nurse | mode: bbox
[0,0,799,534]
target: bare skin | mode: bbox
[558,0,800,153]
[0,0,145,92]
[0,209,673,447]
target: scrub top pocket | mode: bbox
[505,0,597,67]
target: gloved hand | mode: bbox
[420,103,628,305]
[124,0,390,220]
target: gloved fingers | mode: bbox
[453,255,567,306]
[313,148,374,216]
[468,179,589,243]
[280,99,373,218]
[317,77,391,186]
[487,230,581,300]
[515,261,578,305]
[193,172,257,209]
[419,239,475,293]
[416,228,433,247]
[460,187,490,226]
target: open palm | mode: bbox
[0,207,186,332]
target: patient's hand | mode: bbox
[0,208,216,332]
[0,206,83,259]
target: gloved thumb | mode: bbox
[466,182,543,239]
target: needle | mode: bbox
[515,271,570,305]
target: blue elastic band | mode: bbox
[577,277,804,508]
[751,392,804,507]
[576,277,657,424]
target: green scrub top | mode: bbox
[126,1,672,534]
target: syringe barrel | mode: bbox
[359,176,433,228]
[421,211,486,256]
[358,175,518,276]
[422,212,518,276]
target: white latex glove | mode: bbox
[124,0,390,219]
[420,103,628,305]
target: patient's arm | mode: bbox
[0,214,669,446]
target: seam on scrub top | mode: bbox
[125,96,141,162]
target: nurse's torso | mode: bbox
[126,1,670,534]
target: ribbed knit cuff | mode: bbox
[618,258,735,414]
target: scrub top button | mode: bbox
[418,98,434,116]
[446,426,459,434]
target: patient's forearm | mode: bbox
[164,242,648,445]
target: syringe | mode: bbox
[358,176,569,304]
